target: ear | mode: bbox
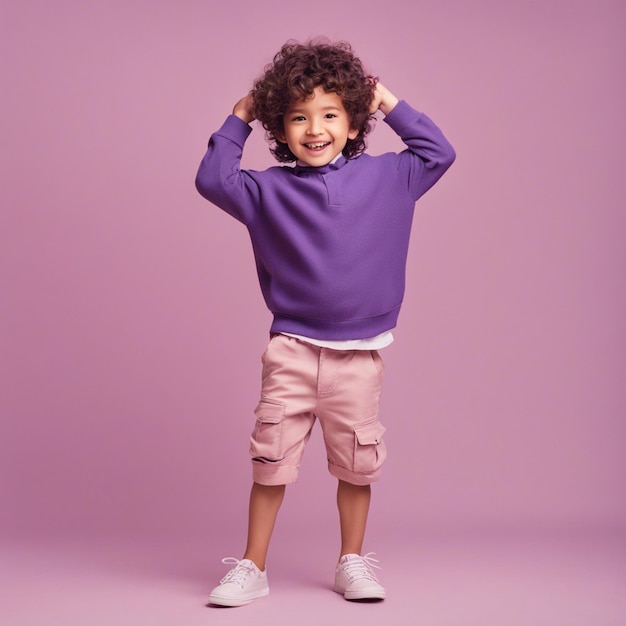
[348,128,359,140]
[275,131,286,143]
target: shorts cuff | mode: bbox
[252,463,299,486]
[328,462,381,486]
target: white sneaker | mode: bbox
[208,557,269,607]
[334,552,386,601]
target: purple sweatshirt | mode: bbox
[195,100,455,340]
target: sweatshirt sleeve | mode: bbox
[194,115,260,225]
[383,100,456,201]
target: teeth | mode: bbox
[305,142,329,149]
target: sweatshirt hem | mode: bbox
[270,307,401,341]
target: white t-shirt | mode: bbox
[281,331,393,351]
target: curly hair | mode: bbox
[252,39,377,162]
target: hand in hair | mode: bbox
[369,82,399,116]
[233,93,255,124]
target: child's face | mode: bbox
[278,86,358,167]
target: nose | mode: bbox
[306,119,323,135]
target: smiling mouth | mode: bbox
[304,142,331,150]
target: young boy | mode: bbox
[195,39,455,607]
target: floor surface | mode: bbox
[2,530,625,626]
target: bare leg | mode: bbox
[337,479,371,558]
[242,482,285,571]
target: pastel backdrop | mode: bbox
[2,0,624,551]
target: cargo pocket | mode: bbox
[353,420,387,474]
[250,400,285,463]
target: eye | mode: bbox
[291,115,306,122]
[324,113,337,119]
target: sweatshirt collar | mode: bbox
[293,154,348,175]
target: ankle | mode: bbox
[339,548,362,560]
[243,554,266,572]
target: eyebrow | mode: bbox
[288,105,343,113]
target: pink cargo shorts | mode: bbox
[249,334,387,486]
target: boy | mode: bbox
[195,39,455,606]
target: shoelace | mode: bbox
[342,552,382,582]
[219,557,257,587]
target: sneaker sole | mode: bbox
[208,587,269,607]
[333,584,386,601]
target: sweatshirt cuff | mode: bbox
[383,100,423,132]
[213,114,253,146]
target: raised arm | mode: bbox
[374,84,455,200]
[194,95,261,224]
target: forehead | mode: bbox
[287,86,346,112]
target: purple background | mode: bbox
[2,1,625,624]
